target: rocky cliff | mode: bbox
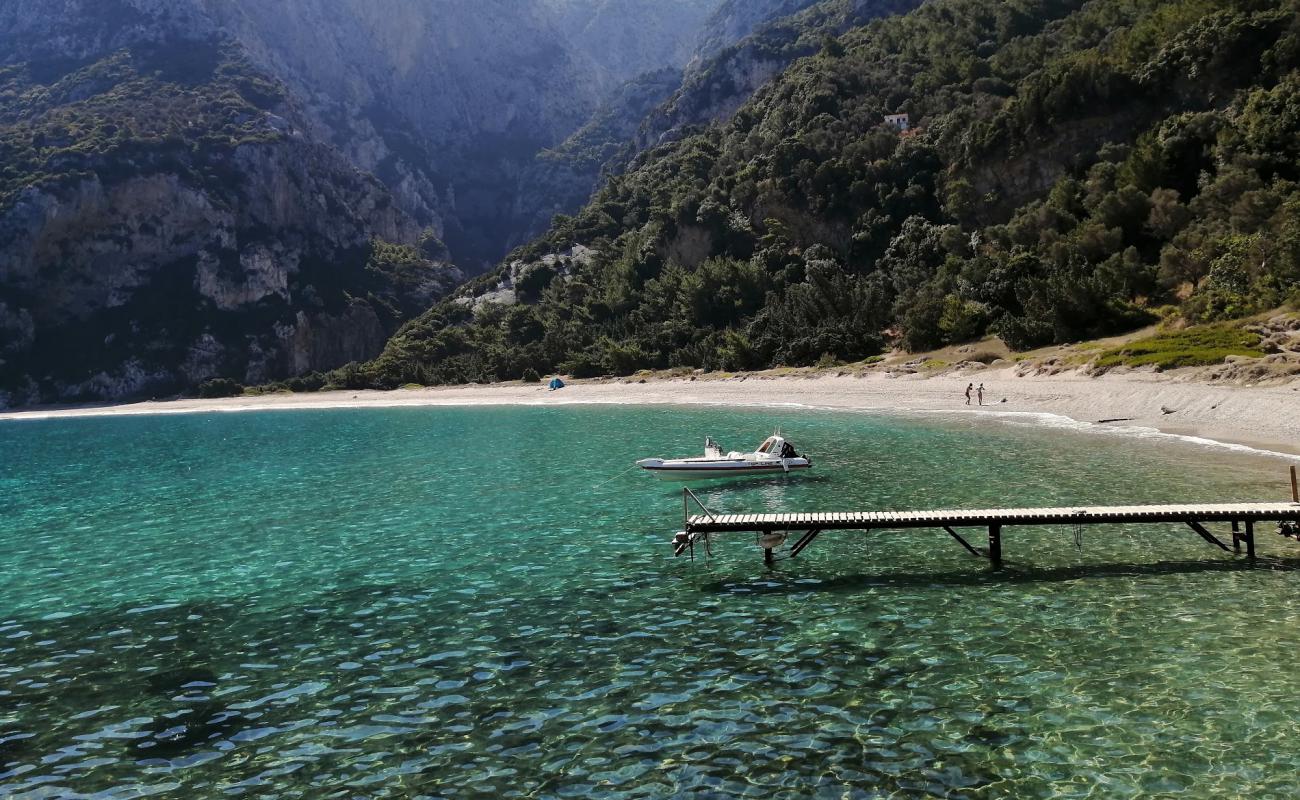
[2,0,921,406]
[0,0,727,406]
[544,0,720,82]
[189,0,723,270]
[0,13,461,407]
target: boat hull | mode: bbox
[640,461,812,481]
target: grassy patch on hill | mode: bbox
[1092,324,1264,370]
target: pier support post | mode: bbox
[1186,521,1231,552]
[1245,520,1255,559]
[942,526,983,558]
[988,524,1002,568]
[764,547,775,567]
[790,529,822,558]
[1232,520,1241,553]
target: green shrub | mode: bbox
[521,368,541,383]
[815,352,842,369]
[1093,324,1264,370]
[197,377,243,398]
[560,353,605,379]
[285,372,327,392]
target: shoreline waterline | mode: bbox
[3,369,1299,465]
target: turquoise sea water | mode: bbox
[2,405,1300,798]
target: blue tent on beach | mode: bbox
[548,377,565,391]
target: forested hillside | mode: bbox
[517,0,923,253]
[637,0,924,151]
[349,0,1300,388]
[0,0,730,406]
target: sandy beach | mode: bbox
[4,365,1299,462]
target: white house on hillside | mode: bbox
[884,113,911,131]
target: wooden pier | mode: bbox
[672,485,1300,568]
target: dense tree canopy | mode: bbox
[348,0,1300,388]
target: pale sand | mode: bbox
[3,367,1299,462]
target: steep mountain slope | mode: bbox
[194,0,723,269]
[512,0,923,254]
[638,0,924,150]
[2,0,728,269]
[0,1,461,407]
[512,68,687,248]
[690,0,825,66]
[0,0,733,407]
[351,0,1300,387]
[544,0,721,79]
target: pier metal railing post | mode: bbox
[1291,466,1298,503]
[682,487,718,534]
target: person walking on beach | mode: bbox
[965,383,973,405]
[977,383,985,406]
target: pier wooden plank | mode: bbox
[683,502,1300,536]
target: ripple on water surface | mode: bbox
[2,406,1300,797]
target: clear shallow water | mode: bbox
[2,406,1299,798]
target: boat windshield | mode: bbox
[757,437,778,453]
